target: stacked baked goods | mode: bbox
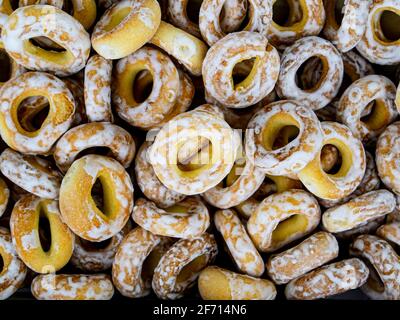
[0,0,399,300]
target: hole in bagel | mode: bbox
[17,96,50,132]
[132,70,153,103]
[232,58,255,88]
[75,146,112,161]
[177,254,208,284]
[0,49,12,83]
[141,246,166,283]
[378,10,400,43]
[79,237,112,251]
[29,37,66,52]
[296,56,327,92]
[360,100,390,131]
[177,138,212,172]
[38,209,51,253]
[91,178,105,213]
[186,0,201,24]
[262,114,300,151]
[362,258,385,293]
[320,144,341,174]
[271,214,308,246]
[0,254,4,274]
[334,0,345,25]
[272,0,303,27]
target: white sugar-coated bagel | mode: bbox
[84,55,113,123]
[322,190,396,233]
[350,234,400,300]
[277,36,344,110]
[247,189,321,252]
[0,148,62,200]
[113,46,180,129]
[203,148,265,209]
[31,274,114,300]
[112,226,172,298]
[323,0,372,52]
[59,155,134,242]
[377,221,400,247]
[198,266,277,300]
[203,31,280,108]
[0,227,27,300]
[53,122,136,173]
[267,231,339,284]
[214,209,264,277]
[2,5,90,76]
[135,142,185,209]
[335,216,385,240]
[10,194,75,273]
[267,0,325,49]
[376,121,400,195]
[0,72,75,155]
[19,0,63,7]
[298,121,366,200]
[169,0,246,37]
[70,221,132,272]
[245,100,323,176]
[285,258,369,300]
[199,0,272,46]
[319,151,381,208]
[132,197,210,239]
[337,75,397,142]
[149,21,208,76]
[152,233,218,300]
[148,105,241,195]
[356,0,400,65]
[92,0,161,60]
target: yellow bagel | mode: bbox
[149,21,208,76]
[92,0,161,59]
[59,154,134,242]
[10,194,74,273]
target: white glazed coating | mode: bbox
[267,231,339,284]
[54,122,136,173]
[112,226,172,298]
[350,234,400,300]
[214,209,264,277]
[2,5,91,76]
[152,233,218,300]
[356,0,400,65]
[276,36,344,110]
[337,75,397,142]
[0,227,27,300]
[322,190,396,233]
[203,31,280,108]
[132,197,210,239]
[285,258,369,300]
[148,105,241,195]
[31,274,114,300]
[84,55,113,122]
[199,0,272,46]
[323,0,372,52]
[245,100,323,176]
[247,189,321,252]
[135,141,185,208]
[0,148,62,199]
[0,72,75,155]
